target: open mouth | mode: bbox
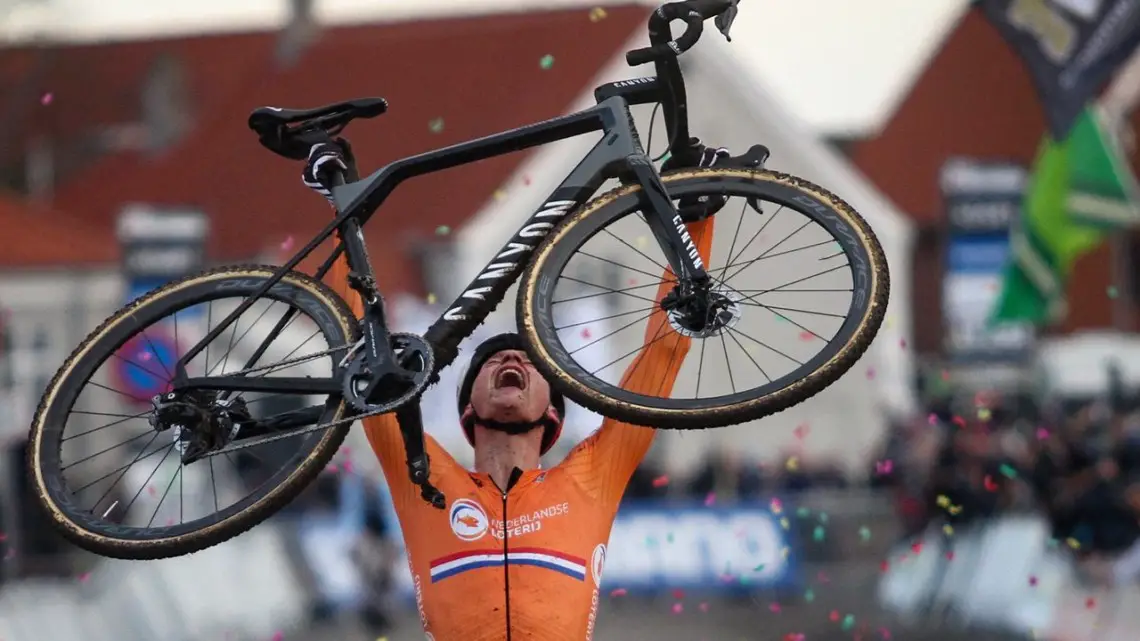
[494,365,527,391]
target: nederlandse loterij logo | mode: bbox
[449,498,489,541]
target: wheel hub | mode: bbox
[149,391,252,463]
[665,286,742,338]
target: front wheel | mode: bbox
[517,167,889,429]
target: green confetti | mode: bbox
[841,614,855,631]
[539,54,555,69]
[818,512,829,524]
[428,117,444,133]
[804,588,815,603]
[859,526,871,542]
[666,532,674,544]
[1108,285,1119,299]
[435,225,451,236]
[753,564,765,572]
[999,464,1017,479]
[812,525,825,542]
[645,536,657,547]
[796,507,811,518]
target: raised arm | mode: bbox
[562,217,715,504]
[326,243,449,510]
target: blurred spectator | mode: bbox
[687,447,762,500]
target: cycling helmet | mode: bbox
[456,333,565,455]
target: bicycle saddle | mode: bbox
[248,97,388,160]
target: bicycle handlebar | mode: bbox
[625,0,737,66]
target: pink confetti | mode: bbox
[4,549,15,560]
[698,602,709,613]
[1086,598,1096,609]
[927,413,939,425]
[875,459,893,475]
[797,331,814,341]
[945,551,955,560]
[523,176,533,186]
[627,278,638,286]
[147,485,156,496]
[879,561,890,572]
[768,603,781,613]
[984,475,998,492]
[770,498,783,513]
[138,351,152,361]
[40,92,53,105]
[77,572,91,583]
[671,603,683,614]
[816,571,831,584]
[829,610,840,622]
[783,635,805,641]
[580,328,592,340]
[271,633,284,641]
[865,368,876,379]
[341,459,354,474]
[0,531,6,541]
[341,446,352,455]
[899,338,908,349]
[793,423,809,440]
[671,589,685,600]
[1036,428,1050,440]
[651,475,670,488]
[910,542,923,555]
[879,627,892,640]
[1028,575,1038,586]
[166,518,175,526]
[280,236,295,252]
[325,464,338,473]
[703,492,716,507]
[609,588,628,597]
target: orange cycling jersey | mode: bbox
[327,217,713,641]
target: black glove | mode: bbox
[301,139,355,204]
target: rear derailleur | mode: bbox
[149,390,253,464]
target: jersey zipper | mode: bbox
[501,467,523,641]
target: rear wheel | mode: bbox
[517,167,889,429]
[27,265,359,560]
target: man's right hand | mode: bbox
[301,140,354,204]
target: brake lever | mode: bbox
[714,0,739,41]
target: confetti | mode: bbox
[865,368,876,379]
[999,464,1017,479]
[818,512,829,524]
[816,571,831,584]
[785,456,799,471]
[671,603,683,614]
[698,602,709,612]
[280,235,295,251]
[793,423,809,439]
[589,6,608,21]
[841,614,855,631]
[753,563,765,572]
[539,54,555,70]
[428,118,445,133]
[936,495,950,508]
[427,293,437,305]
[0,531,6,541]
[272,633,284,641]
[326,464,339,473]
[797,331,814,341]
[812,525,825,542]
[978,407,992,421]
[41,92,53,105]
[943,525,954,536]
[984,475,998,491]
[879,627,892,640]
[1028,575,1038,586]
[946,550,956,560]
[671,588,685,600]
[610,588,628,597]
[1036,427,1050,440]
[580,328,592,340]
[342,459,355,474]
[769,498,783,513]
[1086,597,1096,609]
[879,560,890,572]
[1108,285,1119,298]
[666,532,674,543]
[523,175,533,186]
[435,225,451,236]
[493,189,508,201]
[899,338,907,349]
[703,492,716,507]
[874,459,893,475]
[635,236,649,248]
[927,413,939,425]
[651,475,670,488]
[828,610,840,622]
[77,572,91,583]
[138,350,152,362]
[910,542,923,555]
[804,588,815,602]
[779,517,790,530]
[1066,537,1080,550]
[768,603,781,613]
[796,507,811,518]
[859,526,871,542]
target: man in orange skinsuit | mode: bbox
[308,141,718,641]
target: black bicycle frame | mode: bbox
[175,88,708,395]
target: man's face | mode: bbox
[467,349,552,424]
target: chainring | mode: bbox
[342,332,435,414]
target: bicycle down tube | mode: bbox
[176,95,704,396]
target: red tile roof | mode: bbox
[0,193,118,268]
[52,6,649,294]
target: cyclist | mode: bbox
[303,139,749,640]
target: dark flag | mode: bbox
[976,0,1140,139]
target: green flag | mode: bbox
[991,106,1140,325]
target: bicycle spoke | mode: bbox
[727,326,803,367]
[569,310,656,357]
[553,279,667,305]
[147,462,184,528]
[725,329,771,382]
[121,444,177,517]
[64,410,152,442]
[554,305,658,331]
[558,275,661,306]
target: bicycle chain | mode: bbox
[204,403,388,457]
